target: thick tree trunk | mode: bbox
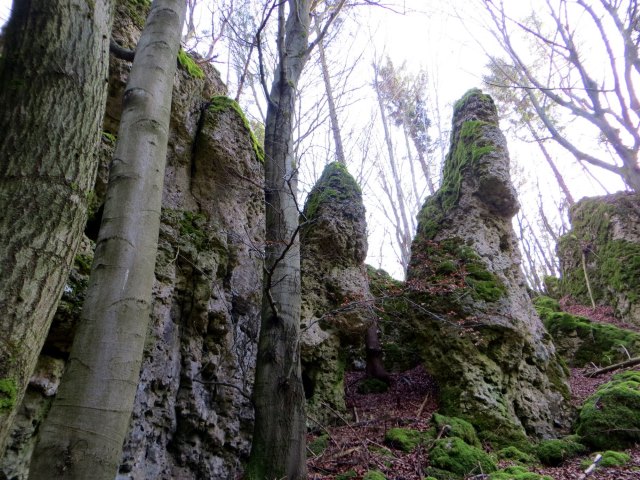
[247,1,311,478]
[28,2,185,479]
[0,0,114,455]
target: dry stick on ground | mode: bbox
[581,247,597,309]
[586,356,640,377]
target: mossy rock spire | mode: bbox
[406,89,571,445]
[300,162,373,424]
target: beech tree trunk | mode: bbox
[28,2,185,479]
[0,0,114,455]
[247,1,312,478]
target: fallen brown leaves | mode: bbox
[306,364,640,479]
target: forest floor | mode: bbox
[306,303,640,479]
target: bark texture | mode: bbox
[0,0,114,455]
[247,1,312,478]
[28,2,186,479]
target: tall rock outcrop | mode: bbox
[1,3,264,479]
[407,89,571,444]
[300,162,373,424]
[557,192,640,326]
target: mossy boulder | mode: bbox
[384,427,433,452]
[575,370,640,450]
[406,89,571,444]
[429,437,497,476]
[432,413,481,448]
[558,192,640,326]
[537,307,640,367]
[534,437,587,466]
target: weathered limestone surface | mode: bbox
[557,192,640,326]
[407,89,571,443]
[300,162,373,424]
[1,3,263,479]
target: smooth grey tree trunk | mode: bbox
[247,1,312,478]
[0,0,114,455]
[28,2,186,479]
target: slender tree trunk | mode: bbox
[247,1,312,478]
[29,2,185,479]
[373,65,411,272]
[0,0,114,455]
[315,18,346,165]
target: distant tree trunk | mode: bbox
[365,320,390,382]
[0,0,114,455]
[28,2,185,479]
[373,63,411,272]
[315,17,346,165]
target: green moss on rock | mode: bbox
[303,162,361,220]
[537,307,640,367]
[178,49,205,79]
[384,427,433,452]
[429,437,497,476]
[534,437,587,466]
[575,370,640,450]
[496,446,537,465]
[0,377,17,412]
[209,96,264,163]
[558,194,640,322]
[432,413,481,448]
[121,0,151,29]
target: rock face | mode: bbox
[407,89,571,443]
[300,162,373,424]
[1,3,264,479]
[557,192,640,326]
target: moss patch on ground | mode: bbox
[488,466,552,480]
[384,427,433,452]
[308,434,329,456]
[575,370,640,450]
[580,450,631,468]
[534,437,587,466]
[429,436,497,476]
[496,446,537,465]
[209,96,264,163]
